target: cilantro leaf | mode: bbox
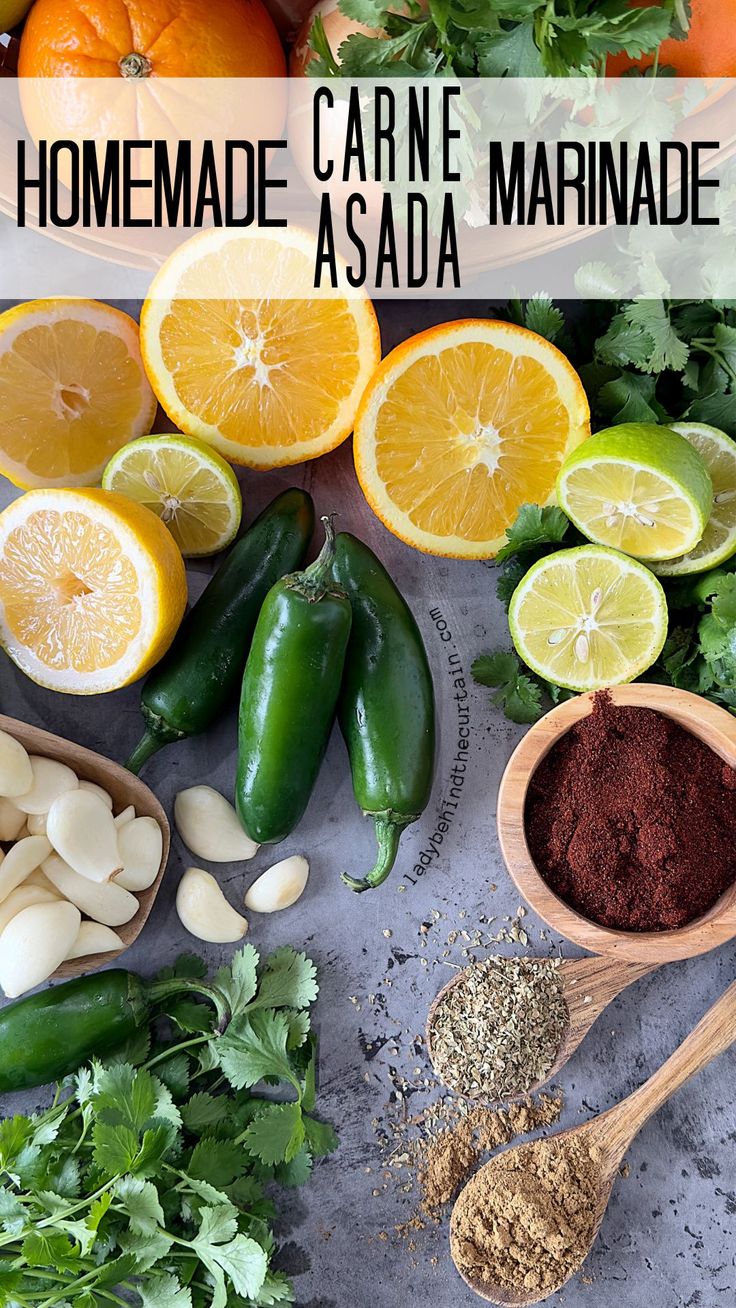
[139,1274,193,1308]
[115,1177,165,1235]
[523,296,564,343]
[472,651,544,725]
[182,1092,231,1133]
[218,1012,297,1092]
[302,1115,339,1159]
[495,503,570,562]
[242,1104,305,1167]
[698,573,736,684]
[188,1138,246,1188]
[250,949,319,1013]
[214,944,259,1020]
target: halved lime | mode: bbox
[556,423,712,561]
[102,433,242,557]
[652,422,736,575]
[509,545,668,691]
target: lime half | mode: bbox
[557,423,712,561]
[102,433,242,557]
[509,545,668,691]
[652,422,736,576]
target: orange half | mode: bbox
[353,319,591,559]
[141,228,381,470]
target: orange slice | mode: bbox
[0,299,157,489]
[140,228,381,470]
[0,489,187,694]
[353,319,591,559]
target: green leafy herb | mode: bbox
[472,650,544,724]
[308,0,682,77]
[0,945,335,1308]
[495,503,571,562]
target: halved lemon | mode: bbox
[653,422,736,576]
[140,228,381,470]
[557,423,713,562]
[0,489,187,694]
[509,545,668,692]
[102,434,242,557]
[0,299,157,489]
[353,319,590,559]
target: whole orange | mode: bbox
[18,0,286,78]
[608,0,736,77]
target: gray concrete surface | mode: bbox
[0,298,734,1308]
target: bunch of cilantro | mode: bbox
[473,297,736,724]
[0,945,336,1308]
[308,0,686,79]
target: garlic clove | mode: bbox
[0,881,60,934]
[244,855,310,913]
[0,836,52,904]
[65,921,123,961]
[25,867,63,895]
[114,805,136,828]
[0,900,81,997]
[78,780,114,810]
[176,867,248,943]
[42,854,138,927]
[26,811,47,837]
[0,797,26,842]
[174,786,259,863]
[116,817,162,892]
[46,790,122,882]
[14,757,78,815]
[0,730,33,799]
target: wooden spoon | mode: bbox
[427,955,657,1099]
[451,978,736,1305]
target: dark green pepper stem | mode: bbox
[341,814,406,893]
[125,710,183,774]
[287,514,337,601]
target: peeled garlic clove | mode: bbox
[0,798,26,842]
[26,811,47,837]
[244,855,309,913]
[116,817,162,892]
[42,854,138,927]
[176,867,248,943]
[46,790,122,882]
[25,868,63,897]
[78,780,113,810]
[0,881,60,934]
[0,901,80,997]
[175,786,259,862]
[0,731,33,799]
[114,805,136,828]
[65,921,123,961]
[15,757,78,816]
[0,836,52,904]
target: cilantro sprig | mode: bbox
[308,0,683,79]
[0,945,334,1308]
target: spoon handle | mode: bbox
[613,979,736,1149]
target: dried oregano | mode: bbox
[428,955,568,1100]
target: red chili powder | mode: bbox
[525,692,736,931]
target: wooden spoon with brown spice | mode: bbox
[450,978,736,1305]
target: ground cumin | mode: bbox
[418,1095,562,1213]
[525,691,736,931]
[450,1133,602,1295]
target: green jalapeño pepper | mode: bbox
[0,968,228,1093]
[332,533,436,893]
[126,488,314,774]
[236,517,352,845]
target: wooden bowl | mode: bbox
[496,684,736,963]
[0,713,169,980]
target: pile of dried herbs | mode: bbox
[428,956,568,1100]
